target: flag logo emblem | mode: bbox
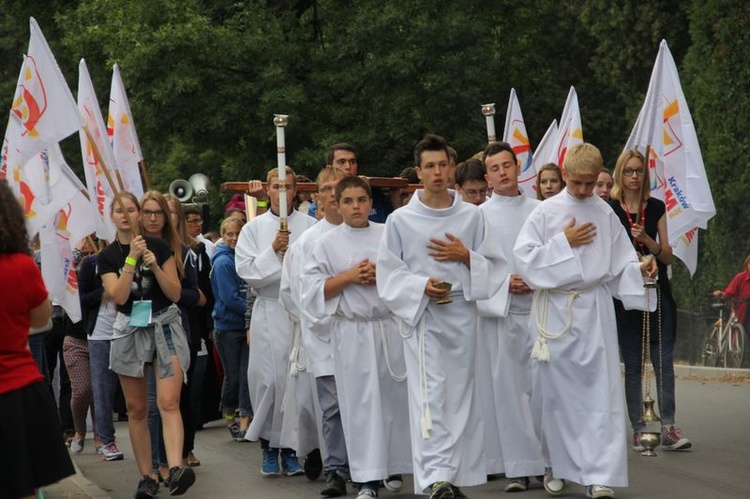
[11,56,48,138]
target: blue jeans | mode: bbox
[617,289,677,431]
[147,324,179,471]
[88,340,119,445]
[146,365,168,471]
[214,329,251,417]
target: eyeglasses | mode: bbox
[143,209,165,218]
[186,219,203,225]
[463,188,489,197]
[318,185,335,193]
[623,168,645,177]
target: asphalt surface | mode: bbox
[43,367,750,498]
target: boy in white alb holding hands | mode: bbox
[303,175,411,499]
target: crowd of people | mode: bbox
[7,133,749,499]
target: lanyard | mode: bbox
[621,201,646,252]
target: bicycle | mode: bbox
[701,297,745,368]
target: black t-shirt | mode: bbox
[610,197,671,294]
[98,236,175,315]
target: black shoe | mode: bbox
[134,476,159,499]
[321,473,347,497]
[451,484,469,499]
[166,466,195,496]
[305,448,323,480]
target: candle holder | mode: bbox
[481,103,497,143]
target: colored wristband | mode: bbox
[125,256,138,267]
[256,200,268,207]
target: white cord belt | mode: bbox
[400,316,432,439]
[531,285,596,362]
[288,317,306,375]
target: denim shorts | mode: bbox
[161,323,176,355]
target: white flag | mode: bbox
[529,120,559,197]
[502,88,536,197]
[108,64,144,198]
[549,86,584,169]
[1,18,82,172]
[39,213,81,322]
[78,59,117,242]
[21,144,83,240]
[625,40,716,275]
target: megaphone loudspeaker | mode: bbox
[169,179,193,202]
[189,173,210,201]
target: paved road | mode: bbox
[46,374,750,498]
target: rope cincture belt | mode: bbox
[400,317,432,439]
[531,285,596,362]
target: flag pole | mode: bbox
[139,159,152,191]
[635,144,650,226]
[82,125,139,237]
[115,169,125,191]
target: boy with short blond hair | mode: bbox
[513,143,657,499]
[234,167,317,476]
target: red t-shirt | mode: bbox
[0,253,48,394]
[723,270,750,323]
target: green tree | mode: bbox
[678,0,750,310]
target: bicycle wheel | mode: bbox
[727,323,746,369]
[701,326,721,367]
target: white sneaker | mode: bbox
[356,486,378,498]
[383,474,403,493]
[69,438,84,454]
[543,467,565,496]
[586,484,614,498]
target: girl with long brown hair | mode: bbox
[98,191,195,497]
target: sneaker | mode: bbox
[543,467,565,496]
[69,438,84,454]
[304,448,323,480]
[430,481,455,499]
[383,474,403,492]
[585,484,614,498]
[101,442,124,461]
[356,484,379,498]
[235,427,249,442]
[632,432,645,452]
[661,425,692,451]
[186,451,200,467]
[320,473,347,497]
[134,475,159,499]
[504,476,529,492]
[166,466,195,496]
[226,422,241,440]
[63,430,75,446]
[261,448,280,476]
[280,449,304,476]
